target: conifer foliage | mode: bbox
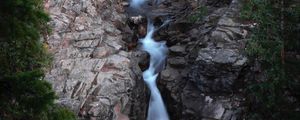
[0,0,75,119]
[241,0,300,119]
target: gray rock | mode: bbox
[189,48,247,92]
[161,66,179,82]
[212,49,238,64]
[159,0,248,120]
[233,57,247,66]
[73,40,99,48]
[181,82,206,119]
[168,57,186,68]
[218,17,240,27]
[201,102,225,120]
[92,45,115,59]
[188,0,248,93]
[169,45,186,55]
[188,1,249,93]
[211,30,233,44]
[222,110,234,120]
[197,48,240,64]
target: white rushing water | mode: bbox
[130,0,169,120]
[141,22,169,120]
[130,0,144,8]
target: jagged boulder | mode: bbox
[188,48,247,93]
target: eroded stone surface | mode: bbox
[45,0,141,119]
[157,0,248,120]
[189,0,248,93]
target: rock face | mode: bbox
[189,48,247,93]
[45,0,251,119]
[188,0,248,93]
[157,0,249,120]
[45,0,146,119]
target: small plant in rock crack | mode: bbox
[187,6,208,23]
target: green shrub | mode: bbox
[187,6,208,23]
[0,0,51,74]
[241,0,300,119]
[47,105,76,120]
[0,71,56,119]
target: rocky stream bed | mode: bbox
[45,0,255,119]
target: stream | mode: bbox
[130,0,169,120]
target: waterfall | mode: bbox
[130,0,169,120]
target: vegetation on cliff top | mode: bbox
[0,0,75,119]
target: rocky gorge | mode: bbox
[43,0,278,120]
